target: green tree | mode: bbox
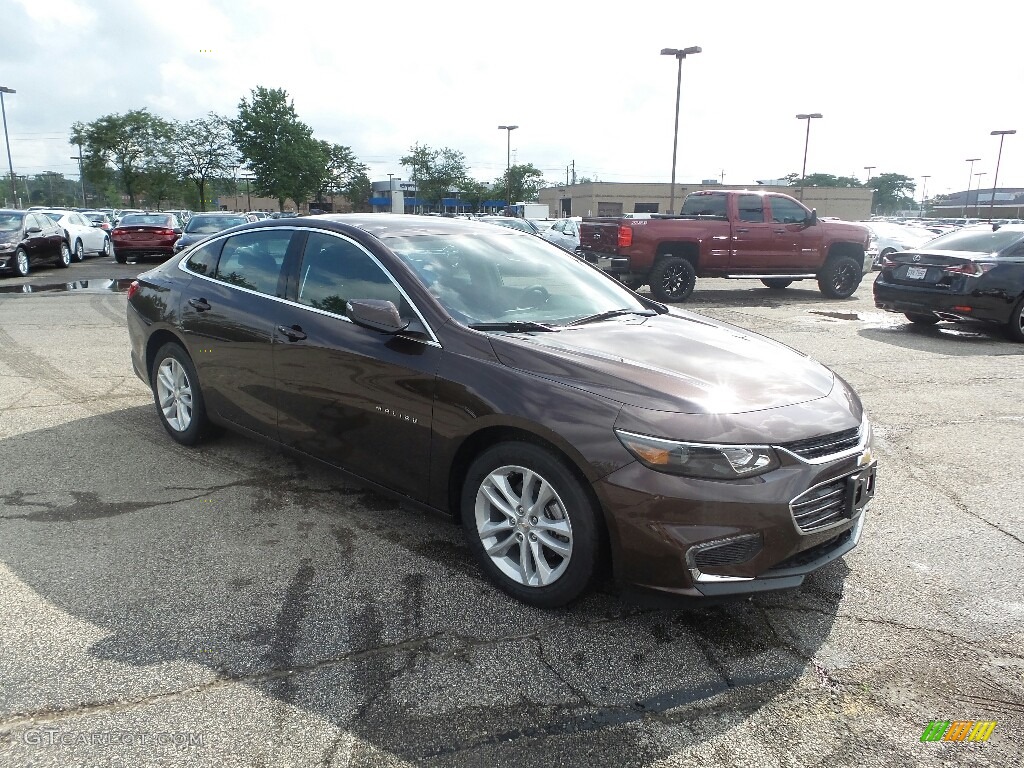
[71,109,169,207]
[311,140,368,209]
[491,162,546,205]
[231,87,323,212]
[459,179,493,212]
[870,173,916,214]
[167,114,237,212]
[343,170,372,212]
[787,173,864,188]
[399,144,471,210]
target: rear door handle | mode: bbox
[188,297,211,312]
[735,228,749,234]
[774,229,786,234]
[277,324,307,341]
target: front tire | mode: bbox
[1005,296,1024,343]
[150,342,213,445]
[73,239,86,262]
[56,241,71,269]
[461,442,600,607]
[817,255,862,298]
[761,278,793,290]
[649,256,696,302]
[14,248,30,277]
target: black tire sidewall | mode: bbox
[461,441,600,608]
[1006,297,1024,343]
[818,255,862,299]
[150,342,210,445]
[14,248,29,277]
[56,242,71,268]
[74,240,85,261]
[649,257,696,302]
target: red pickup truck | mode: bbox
[577,190,872,302]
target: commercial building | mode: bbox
[538,182,873,221]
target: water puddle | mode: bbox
[0,279,134,295]
[809,311,860,321]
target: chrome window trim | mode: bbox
[177,226,442,348]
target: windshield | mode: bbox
[0,213,24,232]
[384,230,648,327]
[921,227,1024,254]
[186,215,247,234]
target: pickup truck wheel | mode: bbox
[817,255,863,299]
[649,257,696,302]
[761,278,793,290]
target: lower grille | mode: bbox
[770,528,853,571]
[692,534,762,569]
[790,478,848,532]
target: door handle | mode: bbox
[735,228,749,234]
[277,324,307,341]
[188,297,211,312]
[773,229,786,234]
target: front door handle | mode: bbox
[188,297,211,312]
[277,324,307,342]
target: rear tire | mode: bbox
[461,441,600,607]
[115,250,127,264]
[817,255,862,299]
[56,241,71,269]
[150,342,213,445]
[14,248,30,277]
[73,239,86,262]
[649,256,696,302]
[1005,297,1024,343]
[905,313,939,326]
[761,278,793,290]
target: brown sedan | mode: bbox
[126,215,876,607]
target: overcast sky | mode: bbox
[2,0,1021,203]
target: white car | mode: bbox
[862,221,936,269]
[540,217,582,252]
[38,209,111,261]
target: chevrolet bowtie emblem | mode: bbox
[858,448,873,467]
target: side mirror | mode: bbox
[26,226,42,234]
[173,228,183,235]
[347,299,410,334]
[806,209,818,227]
[91,221,103,227]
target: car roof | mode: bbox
[293,213,521,239]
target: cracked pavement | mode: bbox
[0,262,1021,767]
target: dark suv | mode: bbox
[127,215,876,607]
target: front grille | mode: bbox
[770,528,853,571]
[781,426,861,461]
[790,478,848,532]
[692,534,762,569]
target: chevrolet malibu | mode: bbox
[127,215,876,607]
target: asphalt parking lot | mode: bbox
[1,256,1021,767]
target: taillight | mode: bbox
[617,225,633,248]
[126,280,140,300]
[944,262,995,277]
[879,254,898,269]
[158,228,176,236]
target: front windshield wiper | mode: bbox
[566,309,657,326]
[469,321,558,333]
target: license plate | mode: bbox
[597,257,614,270]
[906,265,927,280]
[846,464,877,517]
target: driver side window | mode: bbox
[769,198,809,224]
[296,232,404,318]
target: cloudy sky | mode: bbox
[2,0,1021,202]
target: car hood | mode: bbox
[489,310,835,414]
[822,220,871,243]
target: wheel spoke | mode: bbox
[479,519,511,539]
[528,478,555,515]
[519,537,537,584]
[529,538,554,585]
[533,516,570,537]
[485,532,518,557]
[481,481,517,521]
[536,531,572,558]
[157,366,175,392]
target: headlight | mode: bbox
[615,430,780,479]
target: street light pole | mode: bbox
[497,125,518,211]
[963,158,980,218]
[988,129,1016,220]
[973,173,986,218]
[796,113,823,200]
[864,166,876,214]
[0,86,16,208]
[920,175,930,217]
[661,46,702,214]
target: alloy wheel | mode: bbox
[15,250,29,276]
[156,358,193,432]
[832,263,858,294]
[474,464,573,587]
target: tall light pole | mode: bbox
[988,129,1016,220]
[864,166,876,214]
[0,86,16,208]
[963,157,981,217]
[70,145,85,206]
[795,113,823,200]
[497,125,518,209]
[661,46,702,214]
[920,175,930,217]
[973,173,986,217]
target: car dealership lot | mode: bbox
[0,266,1021,767]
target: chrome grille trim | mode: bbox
[789,477,850,533]
[775,417,869,465]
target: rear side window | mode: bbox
[184,240,223,276]
[681,194,727,217]
[296,232,403,317]
[213,230,292,295]
[737,195,765,223]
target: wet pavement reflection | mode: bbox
[0,278,135,295]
